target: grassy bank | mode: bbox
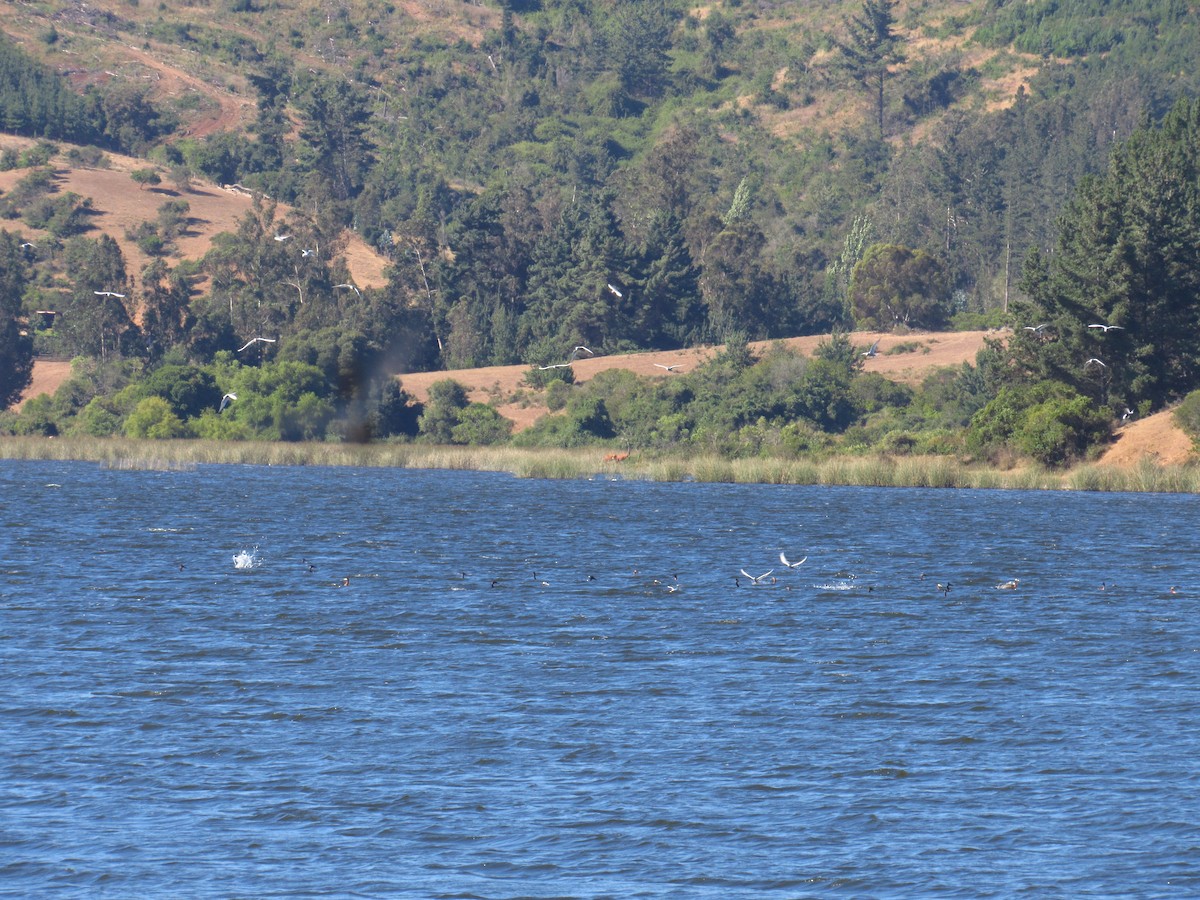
[3,436,1199,493]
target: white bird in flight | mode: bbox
[538,346,593,369]
[334,283,362,297]
[779,552,807,568]
[1088,323,1124,332]
[654,363,682,372]
[863,340,880,358]
[1024,323,1050,333]
[1085,357,1107,369]
[237,337,277,352]
[740,568,774,585]
[274,234,291,242]
[607,283,622,298]
[94,290,126,298]
[568,345,594,361]
[218,392,237,413]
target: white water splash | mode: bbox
[232,549,261,570]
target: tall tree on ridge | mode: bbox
[837,0,905,138]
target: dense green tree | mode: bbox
[138,364,220,420]
[418,378,470,443]
[140,259,195,357]
[58,235,140,359]
[0,231,33,408]
[221,359,337,440]
[602,2,674,110]
[368,378,422,439]
[0,34,97,145]
[451,403,513,445]
[125,396,191,438]
[1016,98,1200,412]
[968,380,1109,466]
[849,244,950,330]
[295,75,373,205]
[630,211,703,348]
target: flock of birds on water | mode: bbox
[222,548,1181,598]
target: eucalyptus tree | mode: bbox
[849,243,951,330]
[0,230,33,407]
[58,234,140,359]
[140,259,195,358]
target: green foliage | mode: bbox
[972,0,1177,57]
[968,381,1110,466]
[849,244,950,330]
[368,379,422,440]
[418,378,470,444]
[0,35,99,146]
[0,231,33,408]
[278,328,372,401]
[836,0,905,136]
[1173,390,1200,448]
[1015,98,1200,413]
[523,365,576,390]
[451,403,513,446]
[223,359,337,441]
[130,168,162,189]
[56,235,139,359]
[138,364,221,420]
[125,396,191,439]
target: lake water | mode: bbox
[1,460,1197,897]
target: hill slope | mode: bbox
[0,134,390,293]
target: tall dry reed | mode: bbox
[2,437,1197,493]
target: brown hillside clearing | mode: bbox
[1097,410,1195,469]
[0,136,389,291]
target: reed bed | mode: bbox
[1,436,1197,493]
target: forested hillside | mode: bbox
[2,0,1200,464]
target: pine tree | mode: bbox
[836,0,905,138]
[1018,98,1200,411]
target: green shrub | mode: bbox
[451,403,512,445]
[125,397,191,438]
[1173,391,1200,448]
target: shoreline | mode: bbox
[2,437,1197,494]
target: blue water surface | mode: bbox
[1,461,1197,897]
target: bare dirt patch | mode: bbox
[14,359,73,411]
[1097,410,1195,468]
